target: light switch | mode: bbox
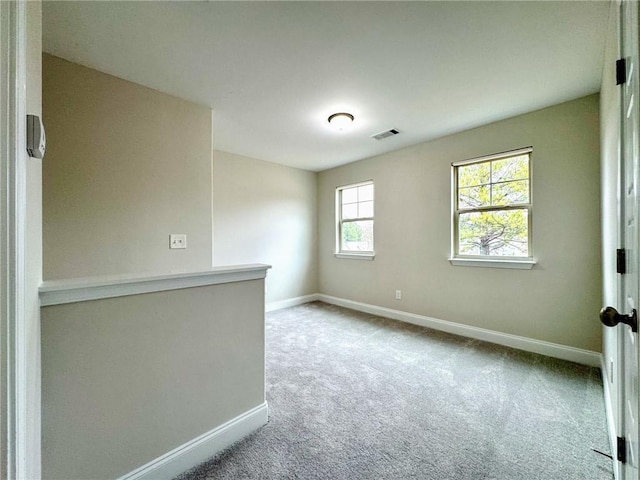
[170,234,187,249]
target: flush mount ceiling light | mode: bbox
[328,112,354,131]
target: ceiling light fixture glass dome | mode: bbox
[328,112,354,131]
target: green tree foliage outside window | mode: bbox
[342,222,363,242]
[455,152,531,257]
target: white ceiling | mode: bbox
[42,1,609,172]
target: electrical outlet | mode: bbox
[170,234,187,249]
[395,290,402,300]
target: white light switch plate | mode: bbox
[170,234,187,249]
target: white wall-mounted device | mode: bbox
[26,114,46,159]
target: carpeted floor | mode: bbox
[177,301,613,479]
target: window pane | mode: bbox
[458,209,528,256]
[458,185,490,209]
[358,184,374,202]
[458,162,490,188]
[491,155,529,183]
[341,220,374,252]
[492,180,529,206]
[342,203,358,219]
[341,187,358,204]
[359,200,374,218]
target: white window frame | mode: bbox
[335,180,375,260]
[450,147,536,270]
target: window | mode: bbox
[452,147,533,265]
[336,181,374,256]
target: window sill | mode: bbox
[448,257,536,270]
[335,252,375,261]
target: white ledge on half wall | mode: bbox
[39,264,272,307]
[448,257,536,270]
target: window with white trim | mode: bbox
[336,181,374,254]
[452,147,532,259]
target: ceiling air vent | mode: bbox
[371,128,400,140]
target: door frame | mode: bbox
[0,1,28,479]
[615,1,640,478]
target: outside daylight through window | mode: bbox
[453,147,532,259]
[337,181,374,254]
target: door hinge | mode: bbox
[617,248,627,274]
[618,436,627,463]
[617,58,627,85]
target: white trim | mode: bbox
[317,294,601,367]
[15,2,28,475]
[118,402,269,480]
[39,264,271,306]
[451,148,533,261]
[1,2,28,478]
[260,293,600,366]
[266,294,320,312]
[601,355,621,480]
[334,253,375,260]
[452,146,534,167]
[210,110,215,268]
[448,258,536,269]
[336,180,375,255]
[336,179,374,190]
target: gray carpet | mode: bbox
[177,301,613,479]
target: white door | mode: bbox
[622,1,640,476]
[602,1,640,477]
[620,1,640,480]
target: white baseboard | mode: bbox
[318,294,601,367]
[264,292,601,367]
[600,356,620,479]
[119,402,269,480]
[266,294,319,312]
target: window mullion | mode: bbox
[341,219,374,227]
[456,204,531,215]
[489,161,493,207]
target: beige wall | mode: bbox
[318,95,602,352]
[213,150,318,303]
[42,54,213,279]
[41,280,266,479]
[26,3,43,478]
[42,56,318,302]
